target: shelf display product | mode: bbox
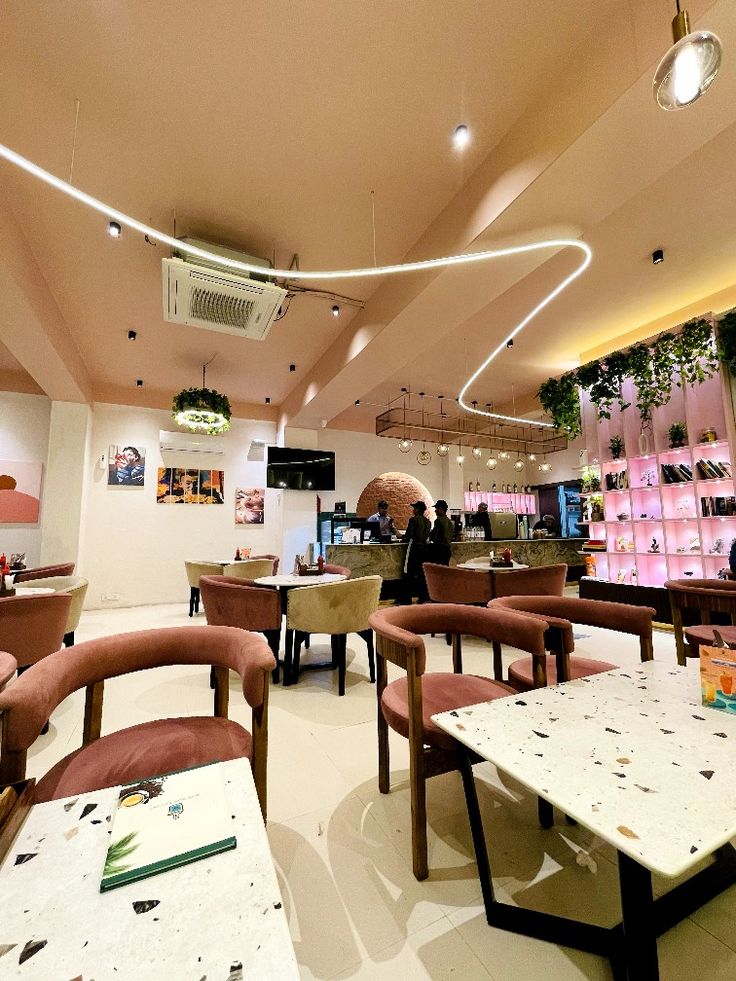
[580,333,736,588]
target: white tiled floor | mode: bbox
[22,605,736,980]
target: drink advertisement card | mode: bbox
[101,762,236,891]
[699,646,736,715]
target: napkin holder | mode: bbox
[297,564,322,577]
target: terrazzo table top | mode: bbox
[0,758,298,979]
[456,559,529,570]
[254,573,346,588]
[433,661,736,878]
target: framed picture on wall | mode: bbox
[0,460,42,523]
[108,445,145,486]
[235,487,265,524]
[157,468,224,504]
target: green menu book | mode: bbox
[100,761,237,892]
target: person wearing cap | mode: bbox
[532,513,558,536]
[401,500,431,602]
[367,499,396,541]
[429,499,454,565]
[472,500,492,540]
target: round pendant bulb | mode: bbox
[472,446,483,460]
[514,458,525,472]
[436,442,449,457]
[654,15,722,111]
[499,450,510,461]
[456,453,465,465]
[486,456,498,470]
[399,438,413,453]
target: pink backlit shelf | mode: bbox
[463,491,535,515]
[580,352,736,589]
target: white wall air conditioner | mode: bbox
[159,430,226,455]
[162,256,287,340]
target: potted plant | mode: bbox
[668,422,688,449]
[609,435,624,460]
[580,465,601,494]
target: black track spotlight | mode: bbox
[108,220,122,239]
[265,396,271,404]
[289,363,296,372]
[136,378,143,387]
[128,330,137,340]
[652,248,664,265]
[506,338,514,348]
[355,399,361,406]
[331,304,340,317]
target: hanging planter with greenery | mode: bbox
[717,310,736,376]
[672,319,719,387]
[172,386,232,435]
[538,374,581,439]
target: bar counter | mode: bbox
[325,538,584,583]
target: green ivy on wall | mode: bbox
[538,317,721,435]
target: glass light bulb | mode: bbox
[674,44,700,105]
[436,443,449,457]
[499,450,510,461]
[528,453,536,461]
[399,438,412,453]
[472,446,482,460]
[417,448,432,466]
[456,454,465,465]
[514,458,525,472]
[486,457,498,470]
[453,124,470,149]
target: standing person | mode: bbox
[401,500,431,602]
[367,499,396,541]
[473,501,492,540]
[429,499,454,566]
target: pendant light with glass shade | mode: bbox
[514,455,526,472]
[653,1,722,110]
[456,442,465,466]
[470,401,483,459]
[416,393,432,465]
[485,408,498,469]
[436,397,450,456]
[398,392,412,453]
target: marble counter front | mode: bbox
[325,538,584,582]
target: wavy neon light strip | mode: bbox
[0,142,591,429]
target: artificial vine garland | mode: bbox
[538,317,721,436]
[172,387,232,435]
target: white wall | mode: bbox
[0,391,51,564]
[80,403,278,608]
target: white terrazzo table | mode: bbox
[0,758,298,980]
[456,559,528,571]
[433,661,736,981]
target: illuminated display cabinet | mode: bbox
[580,327,736,591]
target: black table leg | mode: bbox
[458,752,496,919]
[618,851,659,981]
[283,628,294,686]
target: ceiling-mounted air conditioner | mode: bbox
[159,430,226,455]
[162,239,287,340]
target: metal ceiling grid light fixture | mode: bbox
[0,139,592,431]
[398,392,412,453]
[653,1,722,110]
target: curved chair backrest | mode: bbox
[287,575,381,633]
[15,563,75,583]
[369,603,547,676]
[0,593,72,668]
[490,594,655,637]
[200,575,281,631]
[0,651,16,690]
[423,563,492,604]
[0,625,275,758]
[323,563,352,578]
[492,563,567,598]
[252,554,280,575]
[20,576,89,633]
[665,578,736,608]
[223,559,275,580]
[185,560,228,588]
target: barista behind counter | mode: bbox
[532,514,559,537]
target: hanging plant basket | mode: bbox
[172,387,232,435]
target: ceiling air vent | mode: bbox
[162,256,287,340]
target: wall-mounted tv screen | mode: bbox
[266,447,336,491]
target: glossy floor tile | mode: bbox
[17,601,736,979]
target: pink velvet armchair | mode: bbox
[0,625,276,818]
[14,562,75,583]
[200,574,282,683]
[369,603,547,880]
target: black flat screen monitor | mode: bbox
[363,520,381,542]
[266,447,336,491]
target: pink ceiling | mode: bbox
[0,0,732,427]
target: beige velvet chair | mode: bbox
[286,576,382,694]
[223,559,276,581]
[19,575,89,646]
[185,561,227,616]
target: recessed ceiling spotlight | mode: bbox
[136,378,143,387]
[265,397,271,404]
[506,338,514,348]
[289,363,296,372]
[332,304,340,317]
[652,248,664,264]
[108,220,122,238]
[354,399,361,405]
[653,3,722,110]
[128,330,137,340]
[452,124,470,150]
